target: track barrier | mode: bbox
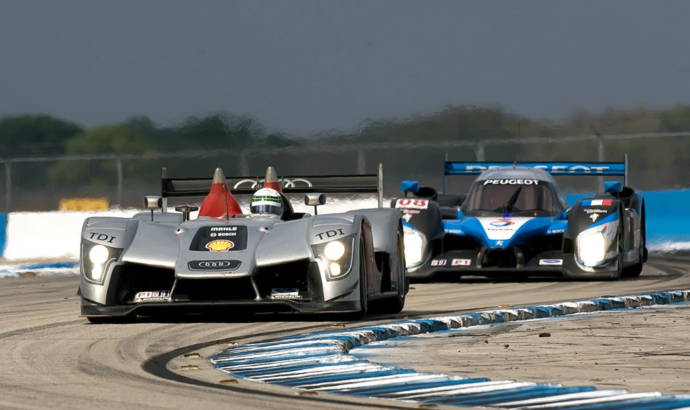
[0,213,6,258]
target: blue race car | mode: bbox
[396,160,647,280]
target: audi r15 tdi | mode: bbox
[79,165,407,321]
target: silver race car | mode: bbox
[79,165,407,321]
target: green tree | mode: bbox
[0,114,82,157]
[48,124,156,191]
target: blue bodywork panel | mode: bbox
[443,216,567,249]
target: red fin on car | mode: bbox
[199,168,242,218]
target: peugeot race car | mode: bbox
[79,165,407,321]
[397,160,647,280]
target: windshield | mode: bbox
[462,180,563,217]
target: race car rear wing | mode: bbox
[160,164,384,208]
[444,157,628,183]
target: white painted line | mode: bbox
[303,374,443,391]
[522,392,663,409]
[386,380,518,397]
[497,389,629,407]
[214,346,341,361]
[401,382,537,400]
[250,363,384,382]
[217,355,353,371]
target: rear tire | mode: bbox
[623,246,644,278]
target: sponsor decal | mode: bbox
[188,260,241,271]
[430,258,447,266]
[315,228,345,240]
[477,217,531,241]
[205,240,235,252]
[233,178,313,190]
[190,226,247,251]
[210,226,239,232]
[483,179,539,185]
[134,290,170,303]
[395,198,429,210]
[490,218,515,227]
[584,208,608,214]
[583,199,614,206]
[495,240,504,246]
[270,288,301,300]
[449,163,623,175]
[539,258,563,266]
[451,258,471,266]
[210,232,238,238]
[88,232,116,243]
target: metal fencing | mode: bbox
[2,131,689,211]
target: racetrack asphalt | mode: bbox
[0,252,688,409]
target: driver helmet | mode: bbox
[250,187,283,217]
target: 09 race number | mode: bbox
[395,198,429,210]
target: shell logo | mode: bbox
[205,239,235,252]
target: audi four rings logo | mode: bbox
[233,178,313,189]
[188,260,241,271]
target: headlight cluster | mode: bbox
[82,242,122,284]
[403,225,427,269]
[575,220,618,268]
[312,236,354,280]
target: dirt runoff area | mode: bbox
[355,304,690,395]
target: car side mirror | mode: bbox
[604,181,622,194]
[175,205,199,222]
[304,193,326,215]
[144,195,162,209]
[400,180,419,197]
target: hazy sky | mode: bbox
[1,1,689,134]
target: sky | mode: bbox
[1,0,689,135]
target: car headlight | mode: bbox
[89,245,110,264]
[82,242,122,284]
[323,240,346,261]
[312,236,354,280]
[576,221,618,268]
[403,226,426,268]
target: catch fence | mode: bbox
[2,131,689,211]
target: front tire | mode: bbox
[377,228,407,314]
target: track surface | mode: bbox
[1,253,688,409]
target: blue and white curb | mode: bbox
[0,261,80,278]
[212,290,690,409]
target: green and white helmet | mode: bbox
[250,187,283,216]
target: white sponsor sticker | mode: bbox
[270,288,300,299]
[451,258,471,266]
[395,198,429,210]
[430,259,447,266]
[134,290,171,303]
[483,179,539,185]
[539,259,563,266]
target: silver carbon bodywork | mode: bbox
[80,207,406,318]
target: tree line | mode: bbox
[1,105,689,210]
